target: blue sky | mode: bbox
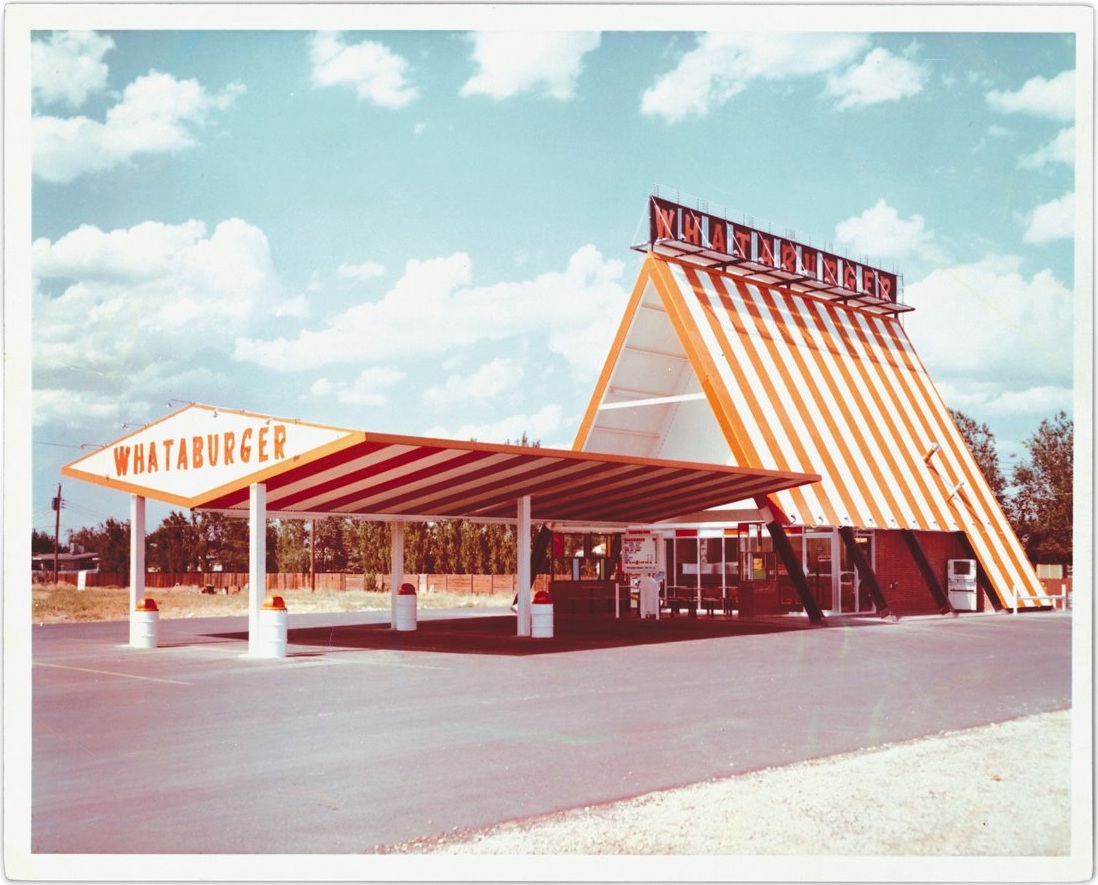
[16,6,1086,537]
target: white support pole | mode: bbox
[248,483,267,657]
[128,495,146,647]
[390,521,405,630]
[517,495,532,636]
[129,494,146,613]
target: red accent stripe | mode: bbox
[269,445,448,511]
[344,454,575,516]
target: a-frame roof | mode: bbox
[62,404,818,527]
[574,252,1045,606]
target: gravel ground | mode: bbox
[393,709,1073,857]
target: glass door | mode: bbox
[838,531,875,613]
[803,533,835,612]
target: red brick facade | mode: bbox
[873,530,977,615]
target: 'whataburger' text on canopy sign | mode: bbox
[63,405,361,509]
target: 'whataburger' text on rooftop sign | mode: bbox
[649,196,899,304]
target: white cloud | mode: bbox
[987,69,1074,122]
[34,70,244,183]
[984,385,1074,416]
[310,367,405,407]
[273,294,310,318]
[309,31,417,108]
[460,31,600,100]
[1019,127,1074,169]
[426,403,567,446]
[423,357,524,409]
[32,30,114,108]
[1024,191,1075,243]
[32,387,123,429]
[32,218,280,424]
[34,218,205,281]
[904,257,1073,416]
[641,33,868,122]
[337,260,386,281]
[234,244,629,381]
[967,69,994,89]
[826,46,926,110]
[834,199,935,261]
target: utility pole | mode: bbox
[52,483,62,583]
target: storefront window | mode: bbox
[723,537,740,582]
[673,536,698,588]
[551,532,614,580]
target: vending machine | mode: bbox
[947,559,978,611]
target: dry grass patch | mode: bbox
[33,585,131,623]
[31,582,513,623]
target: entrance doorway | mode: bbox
[839,531,875,614]
[800,529,876,615]
[804,532,834,612]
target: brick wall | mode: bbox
[874,530,974,615]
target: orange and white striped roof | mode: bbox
[63,404,817,527]
[575,253,1045,607]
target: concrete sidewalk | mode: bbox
[20,608,1073,867]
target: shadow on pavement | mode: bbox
[208,612,828,657]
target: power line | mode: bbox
[34,441,106,450]
[62,500,120,523]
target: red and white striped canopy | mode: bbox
[196,430,817,525]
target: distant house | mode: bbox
[31,551,100,575]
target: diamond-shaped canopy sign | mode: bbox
[61,404,362,509]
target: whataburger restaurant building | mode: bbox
[62,194,1052,655]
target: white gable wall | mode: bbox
[581,272,753,467]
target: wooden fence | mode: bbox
[56,571,549,594]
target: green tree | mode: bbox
[313,516,351,571]
[1010,411,1073,565]
[403,522,432,573]
[147,510,198,572]
[458,520,488,573]
[71,518,131,575]
[949,409,1008,508]
[196,512,250,571]
[265,522,280,573]
[32,529,56,554]
[350,520,391,579]
[276,519,309,573]
[486,524,516,574]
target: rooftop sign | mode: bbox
[636,195,910,315]
[62,404,361,508]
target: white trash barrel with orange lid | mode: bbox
[531,589,554,638]
[258,594,288,658]
[130,596,159,649]
[395,582,418,632]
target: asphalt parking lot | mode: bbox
[24,608,1072,859]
